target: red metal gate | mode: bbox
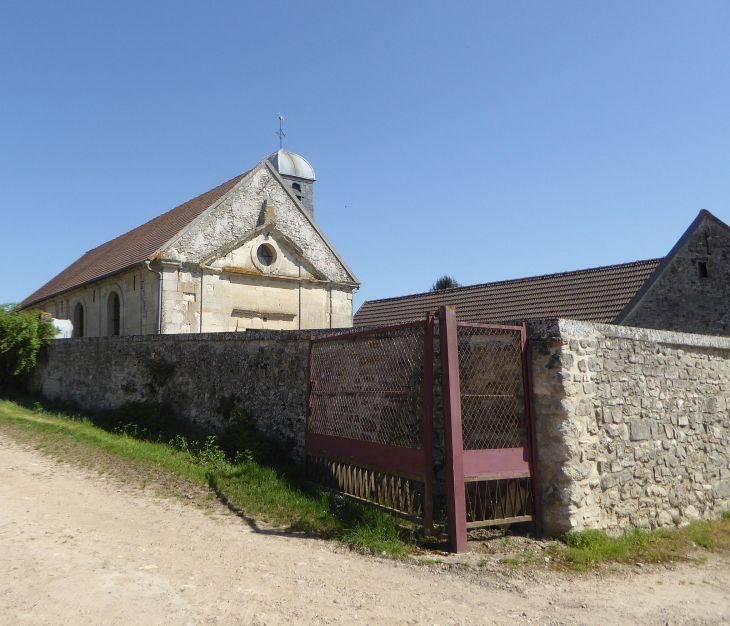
[305,306,539,552]
[440,306,540,552]
[305,317,434,529]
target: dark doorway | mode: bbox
[107,292,121,335]
[73,303,84,337]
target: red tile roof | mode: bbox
[21,172,249,308]
[354,259,662,327]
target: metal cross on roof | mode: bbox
[276,113,285,150]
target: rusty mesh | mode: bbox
[456,325,526,450]
[308,325,425,449]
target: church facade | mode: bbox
[21,151,360,336]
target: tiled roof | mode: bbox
[354,259,662,327]
[21,172,249,308]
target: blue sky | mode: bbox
[2,1,729,313]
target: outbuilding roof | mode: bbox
[21,172,249,308]
[353,258,662,327]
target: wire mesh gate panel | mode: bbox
[456,322,538,529]
[456,322,535,528]
[305,320,434,527]
[438,306,540,553]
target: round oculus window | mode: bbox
[257,243,275,267]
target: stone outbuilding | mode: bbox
[21,151,360,335]
[355,210,730,337]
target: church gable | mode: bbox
[207,230,326,283]
[160,160,358,286]
[21,150,358,335]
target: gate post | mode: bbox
[423,312,435,533]
[524,339,542,537]
[439,305,468,553]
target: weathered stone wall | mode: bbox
[619,212,730,336]
[31,318,730,536]
[26,267,161,337]
[30,330,342,462]
[167,163,354,285]
[30,258,354,339]
[280,175,314,219]
[530,319,730,535]
[159,254,354,335]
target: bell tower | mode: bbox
[267,149,316,219]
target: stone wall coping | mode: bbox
[527,318,730,351]
[51,327,356,344]
[57,320,730,350]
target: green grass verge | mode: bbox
[0,396,414,558]
[4,393,728,570]
[552,517,730,570]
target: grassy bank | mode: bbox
[1,394,728,570]
[553,516,730,570]
[497,507,730,571]
[0,396,413,557]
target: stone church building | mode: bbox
[355,210,730,337]
[21,151,360,335]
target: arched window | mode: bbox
[291,183,301,192]
[107,292,121,336]
[73,303,84,338]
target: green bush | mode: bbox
[0,304,58,387]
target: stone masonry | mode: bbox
[618,210,730,336]
[30,318,730,535]
[531,319,730,535]
[31,330,339,462]
[24,157,358,337]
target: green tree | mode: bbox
[430,276,461,292]
[0,304,58,386]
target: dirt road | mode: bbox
[1,436,728,626]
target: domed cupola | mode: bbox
[268,149,316,219]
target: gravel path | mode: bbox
[1,435,728,626]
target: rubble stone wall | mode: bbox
[30,330,341,462]
[530,319,730,535]
[30,319,730,536]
